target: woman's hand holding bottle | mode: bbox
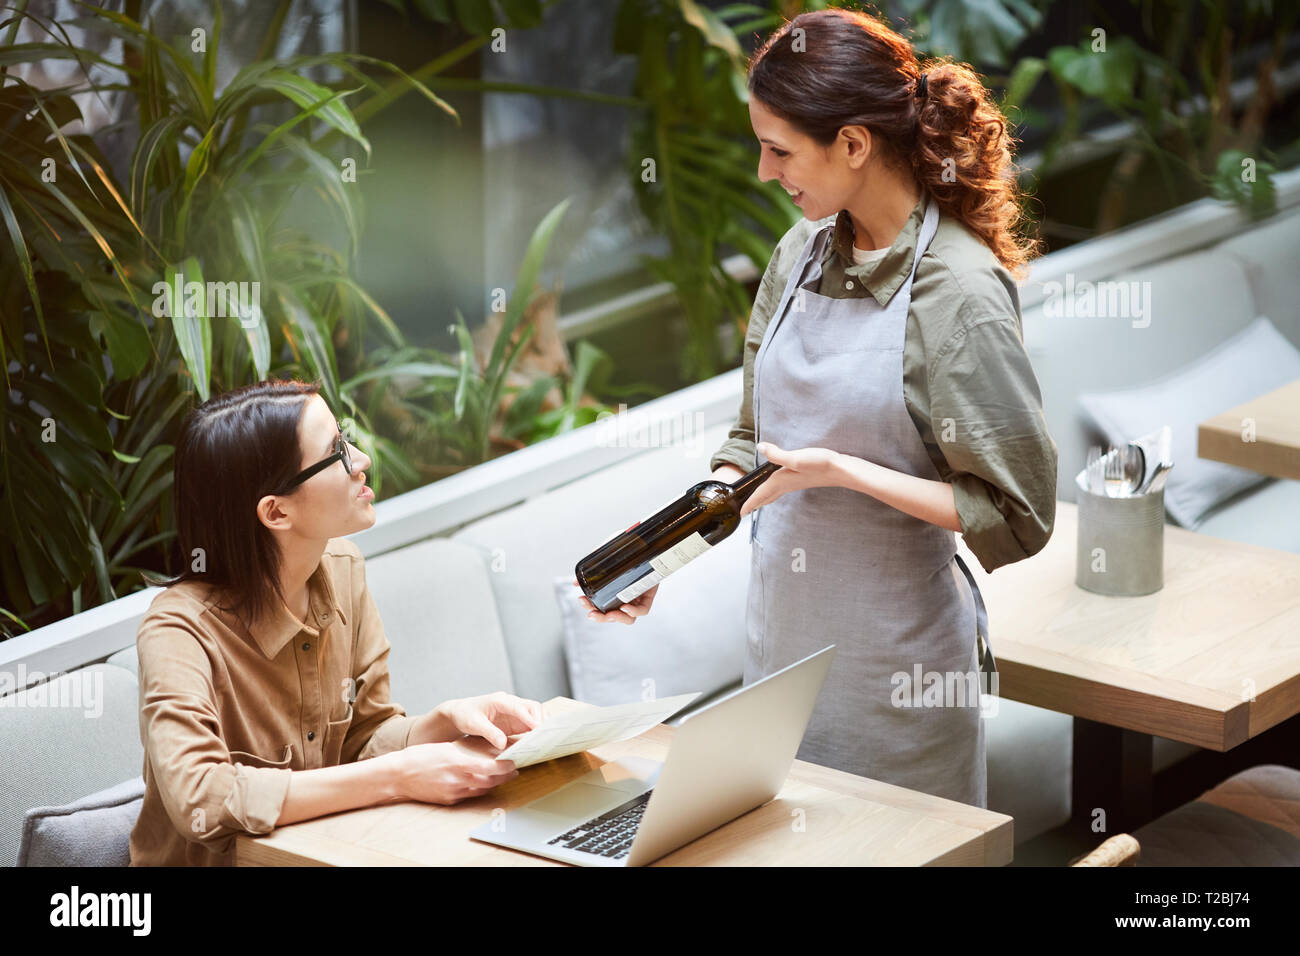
[576,580,657,624]
[575,463,747,625]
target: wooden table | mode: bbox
[958,501,1300,830]
[236,697,1013,866]
[1198,379,1300,480]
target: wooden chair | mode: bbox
[1069,833,1140,866]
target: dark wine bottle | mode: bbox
[575,461,780,613]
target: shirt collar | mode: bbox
[246,556,349,659]
[825,190,929,308]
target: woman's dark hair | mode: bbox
[748,7,1040,278]
[149,379,322,626]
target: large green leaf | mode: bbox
[102,443,173,550]
[86,520,115,603]
[63,137,152,246]
[342,361,458,391]
[1048,38,1140,108]
[0,179,48,367]
[451,310,477,421]
[487,197,571,379]
[224,85,364,187]
[1002,56,1047,114]
[34,424,121,505]
[677,0,744,68]
[0,41,129,74]
[1210,149,1277,219]
[276,286,340,408]
[18,377,114,453]
[80,273,155,380]
[160,256,213,402]
[33,178,143,314]
[909,0,1042,68]
[182,122,219,198]
[251,69,370,158]
[129,113,188,220]
[274,131,363,253]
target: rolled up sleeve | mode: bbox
[137,615,292,851]
[343,554,417,763]
[930,315,1058,572]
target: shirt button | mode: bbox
[307,731,315,741]
[301,641,311,651]
[845,279,855,289]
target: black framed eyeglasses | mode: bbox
[272,429,353,495]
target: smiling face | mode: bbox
[257,393,375,541]
[750,96,874,225]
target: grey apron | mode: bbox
[748,198,996,808]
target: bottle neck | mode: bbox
[727,461,780,506]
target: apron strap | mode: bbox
[953,551,997,683]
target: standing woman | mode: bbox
[581,8,1057,809]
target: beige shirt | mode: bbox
[710,194,1058,573]
[129,537,417,866]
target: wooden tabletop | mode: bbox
[957,501,1300,750]
[237,697,1013,867]
[1197,379,1300,480]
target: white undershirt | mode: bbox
[850,244,890,267]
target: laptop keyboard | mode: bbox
[546,790,652,860]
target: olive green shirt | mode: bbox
[710,194,1058,573]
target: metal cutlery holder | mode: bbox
[1075,486,1165,596]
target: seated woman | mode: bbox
[130,379,540,866]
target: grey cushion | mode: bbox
[553,514,750,707]
[1078,317,1300,528]
[1195,474,1300,555]
[363,537,516,716]
[0,663,144,867]
[452,422,734,703]
[105,644,138,677]
[17,776,145,867]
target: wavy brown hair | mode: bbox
[748,6,1040,278]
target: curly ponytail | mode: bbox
[910,58,1038,277]
[748,7,1040,279]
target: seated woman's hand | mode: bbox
[398,737,520,805]
[441,691,542,749]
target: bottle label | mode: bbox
[611,532,712,605]
[650,531,711,576]
[616,569,663,604]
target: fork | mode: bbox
[1086,445,1103,495]
[1104,446,1139,496]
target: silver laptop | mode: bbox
[469,644,836,867]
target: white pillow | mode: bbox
[553,515,752,706]
[1079,316,1300,528]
